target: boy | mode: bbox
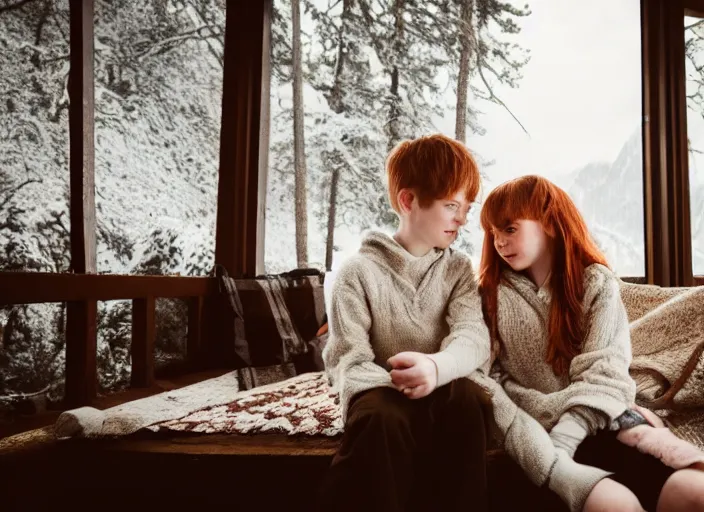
[317,134,492,512]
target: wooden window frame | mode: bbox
[65,0,98,407]
[686,0,704,17]
[642,0,696,287]
[0,0,270,407]
[214,0,270,279]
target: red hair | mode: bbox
[478,175,609,375]
[386,134,480,211]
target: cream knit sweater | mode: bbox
[469,263,637,512]
[497,264,636,438]
[322,230,491,419]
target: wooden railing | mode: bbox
[0,272,219,407]
[1,269,699,409]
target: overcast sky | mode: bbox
[283,1,704,272]
[435,0,643,189]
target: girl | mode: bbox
[478,175,704,512]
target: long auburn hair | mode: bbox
[478,175,609,376]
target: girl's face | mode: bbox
[492,219,551,273]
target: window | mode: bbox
[0,303,67,409]
[264,0,644,277]
[0,1,70,407]
[97,298,189,394]
[92,1,225,392]
[0,1,71,273]
[685,14,704,276]
[94,1,224,277]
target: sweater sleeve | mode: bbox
[427,257,492,387]
[469,368,610,512]
[549,267,636,454]
[322,262,394,420]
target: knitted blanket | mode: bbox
[147,372,704,455]
[620,281,704,410]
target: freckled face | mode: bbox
[492,219,550,271]
[409,191,472,249]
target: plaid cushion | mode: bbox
[212,265,328,389]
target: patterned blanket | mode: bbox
[148,372,343,436]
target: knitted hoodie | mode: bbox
[322,230,491,419]
[469,263,635,512]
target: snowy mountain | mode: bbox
[563,129,645,276]
[455,130,646,277]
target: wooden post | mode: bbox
[187,296,204,368]
[685,0,704,17]
[65,301,98,406]
[641,0,694,286]
[209,1,270,368]
[65,0,98,407]
[214,0,269,279]
[131,297,156,388]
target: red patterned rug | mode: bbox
[147,372,344,436]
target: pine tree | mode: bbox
[292,0,309,267]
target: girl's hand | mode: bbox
[387,351,438,399]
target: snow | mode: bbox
[1,0,702,403]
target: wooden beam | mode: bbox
[65,0,97,407]
[187,296,204,366]
[215,0,268,279]
[642,0,665,286]
[0,272,217,305]
[68,0,96,274]
[131,297,156,388]
[641,0,694,286]
[685,0,704,16]
[64,300,98,408]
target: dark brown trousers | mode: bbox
[317,379,489,512]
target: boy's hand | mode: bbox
[387,351,438,399]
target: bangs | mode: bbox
[417,137,481,206]
[436,149,481,204]
[387,134,481,210]
[480,176,544,231]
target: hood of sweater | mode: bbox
[359,230,443,287]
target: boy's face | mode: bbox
[407,190,471,250]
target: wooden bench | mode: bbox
[2,423,566,512]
